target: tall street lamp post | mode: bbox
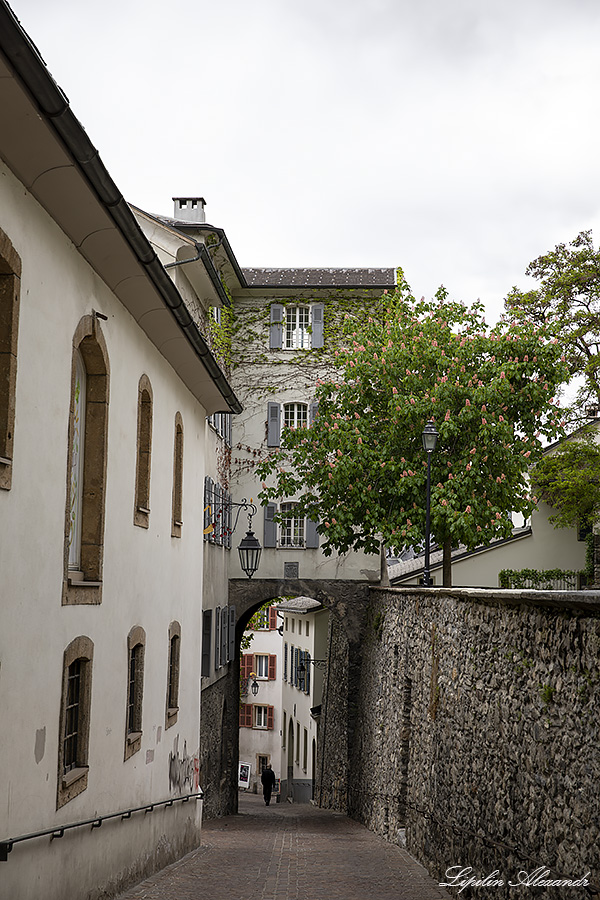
[421,420,439,586]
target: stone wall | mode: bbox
[199,673,239,820]
[318,586,600,899]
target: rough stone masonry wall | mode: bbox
[322,586,600,900]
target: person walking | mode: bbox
[261,764,276,806]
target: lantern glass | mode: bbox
[238,530,262,579]
[422,420,439,453]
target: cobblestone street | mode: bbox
[117,793,451,900]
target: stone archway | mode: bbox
[212,577,373,820]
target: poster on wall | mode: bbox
[238,762,251,789]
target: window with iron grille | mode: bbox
[166,622,181,729]
[64,659,82,773]
[127,644,144,734]
[58,635,93,808]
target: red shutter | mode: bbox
[269,607,278,630]
[266,706,274,730]
[268,654,277,680]
[242,654,254,680]
[239,704,253,727]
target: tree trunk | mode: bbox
[443,538,452,587]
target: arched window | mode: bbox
[57,636,94,808]
[134,376,153,528]
[0,227,21,491]
[63,317,109,605]
[166,621,181,729]
[171,413,184,538]
[125,625,146,759]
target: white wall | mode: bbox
[0,166,207,899]
[394,502,586,588]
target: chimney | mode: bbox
[172,196,206,224]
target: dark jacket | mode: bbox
[261,768,276,789]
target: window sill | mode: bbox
[62,766,89,789]
[63,575,102,606]
[68,572,102,587]
[0,457,12,491]
[126,731,142,745]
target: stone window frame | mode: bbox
[63,316,109,606]
[57,635,94,809]
[165,621,181,730]
[124,625,146,760]
[133,375,153,528]
[171,412,184,538]
[0,226,22,491]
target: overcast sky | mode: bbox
[12,0,600,321]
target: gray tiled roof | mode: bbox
[276,596,323,613]
[241,268,396,287]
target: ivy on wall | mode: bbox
[498,568,584,589]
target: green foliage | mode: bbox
[531,429,600,529]
[257,273,569,563]
[208,305,234,370]
[505,230,600,416]
[498,568,583,590]
[539,683,556,705]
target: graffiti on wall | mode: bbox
[168,738,199,793]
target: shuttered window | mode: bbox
[239,704,253,728]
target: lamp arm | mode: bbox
[230,498,258,535]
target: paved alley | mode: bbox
[117,792,451,900]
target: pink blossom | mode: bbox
[466,464,472,471]
[466,505,472,513]
[441,499,448,507]
[392,386,398,394]
[465,399,471,407]
[495,512,501,519]
[445,410,451,421]
[482,417,487,425]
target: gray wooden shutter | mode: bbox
[311,303,324,348]
[221,607,228,664]
[215,606,221,669]
[267,402,281,447]
[228,607,236,663]
[305,517,319,548]
[201,610,212,677]
[309,401,319,426]
[270,304,284,349]
[264,503,277,548]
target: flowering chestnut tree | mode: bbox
[257,274,569,585]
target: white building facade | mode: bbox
[0,7,240,899]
